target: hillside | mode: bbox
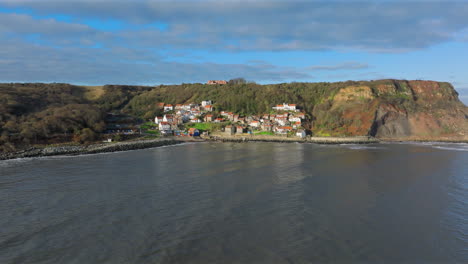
[0,80,466,151]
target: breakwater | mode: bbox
[208,134,379,144]
[0,139,184,161]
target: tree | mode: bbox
[79,128,97,143]
[228,78,247,85]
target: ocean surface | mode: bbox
[0,142,467,264]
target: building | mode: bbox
[273,103,297,111]
[261,123,273,131]
[236,126,244,134]
[224,125,236,135]
[158,122,171,131]
[164,104,173,112]
[289,116,302,122]
[190,116,201,123]
[157,102,165,108]
[207,80,227,85]
[275,117,288,126]
[296,130,306,138]
[163,114,174,124]
[275,126,293,135]
[182,104,192,110]
[154,116,163,124]
[249,120,260,128]
[201,100,212,106]
[203,105,213,111]
[204,114,213,122]
[188,128,200,137]
[214,118,224,123]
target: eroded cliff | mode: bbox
[311,80,468,139]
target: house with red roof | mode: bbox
[164,104,173,112]
[204,114,213,122]
[207,80,227,85]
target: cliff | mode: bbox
[311,80,467,139]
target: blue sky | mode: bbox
[0,0,467,104]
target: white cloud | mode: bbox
[2,1,468,52]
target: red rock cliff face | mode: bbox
[371,80,467,139]
[312,80,468,139]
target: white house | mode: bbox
[289,116,301,122]
[164,104,173,112]
[182,104,192,110]
[275,117,288,126]
[154,116,163,124]
[158,122,171,131]
[163,114,174,124]
[190,116,201,123]
[296,130,306,138]
[203,105,213,111]
[275,126,293,135]
[273,103,297,111]
[249,120,260,128]
[201,100,212,107]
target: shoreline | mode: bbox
[1,135,467,161]
[0,138,189,161]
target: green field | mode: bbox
[254,131,275,136]
[186,122,226,132]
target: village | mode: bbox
[153,100,307,138]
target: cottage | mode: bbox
[190,116,201,123]
[289,116,302,122]
[275,117,288,126]
[203,105,213,111]
[201,100,212,106]
[164,104,173,112]
[273,103,297,111]
[182,104,192,110]
[154,116,163,124]
[249,120,260,128]
[296,129,306,138]
[188,128,200,137]
[207,80,227,85]
[163,114,174,124]
[224,125,236,135]
[157,102,165,108]
[214,117,224,123]
[275,126,293,135]
[236,126,244,134]
[158,122,171,131]
[261,123,273,131]
[204,114,213,122]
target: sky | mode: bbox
[0,0,467,104]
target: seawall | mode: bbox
[0,139,185,161]
[207,134,379,144]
